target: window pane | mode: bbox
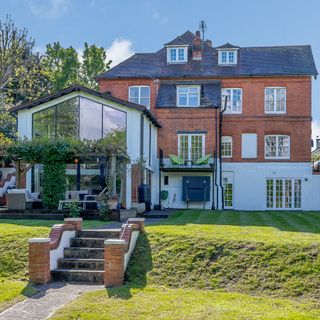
[189,94,198,106]
[130,97,139,104]
[228,51,234,63]
[129,87,139,98]
[140,86,150,98]
[179,135,189,160]
[56,97,79,138]
[179,94,188,106]
[178,48,184,61]
[79,97,103,140]
[140,98,150,108]
[191,135,203,161]
[103,105,126,149]
[265,136,277,158]
[33,106,56,138]
[178,87,188,93]
[294,179,301,208]
[170,48,176,61]
[285,179,292,208]
[266,179,274,208]
[221,51,227,63]
[221,136,232,157]
[278,136,289,158]
[276,179,283,208]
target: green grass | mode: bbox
[0,218,108,311]
[52,210,320,319]
[146,210,320,244]
[52,286,320,320]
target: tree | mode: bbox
[42,42,80,91]
[81,42,111,90]
[0,16,35,140]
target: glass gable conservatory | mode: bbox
[32,96,127,195]
[32,96,126,140]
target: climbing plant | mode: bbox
[5,137,129,209]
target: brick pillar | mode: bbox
[64,218,83,231]
[28,238,51,284]
[104,239,126,287]
[128,218,145,233]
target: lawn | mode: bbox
[52,210,320,319]
[146,210,320,244]
[0,218,108,312]
[52,286,320,320]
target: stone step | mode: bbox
[64,247,104,259]
[51,269,104,283]
[70,237,106,248]
[58,258,104,270]
[77,229,121,239]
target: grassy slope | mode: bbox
[52,286,320,320]
[53,210,320,319]
[0,219,108,311]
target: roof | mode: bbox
[216,42,240,49]
[10,84,161,128]
[156,80,221,108]
[97,31,318,79]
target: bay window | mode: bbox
[265,135,290,159]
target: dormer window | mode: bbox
[218,50,237,65]
[167,46,188,63]
[177,85,200,107]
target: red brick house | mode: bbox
[97,30,318,210]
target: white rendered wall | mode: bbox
[50,230,76,270]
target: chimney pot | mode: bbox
[205,39,212,47]
[192,30,203,60]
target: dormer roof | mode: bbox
[216,42,240,50]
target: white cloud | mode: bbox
[28,0,71,19]
[106,39,134,67]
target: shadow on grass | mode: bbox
[106,233,153,300]
[146,210,320,234]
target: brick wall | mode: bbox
[99,76,312,163]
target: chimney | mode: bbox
[192,30,203,60]
[205,39,212,47]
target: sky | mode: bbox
[1,0,320,140]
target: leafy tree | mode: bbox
[81,42,111,90]
[0,16,35,140]
[42,42,80,91]
[5,52,51,106]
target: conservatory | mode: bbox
[11,85,160,209]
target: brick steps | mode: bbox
[57,258,104,270]
[51,269,104,283]
[52,229,120,283]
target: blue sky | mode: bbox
[1,0,320,139]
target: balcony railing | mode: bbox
[159,149,213,170]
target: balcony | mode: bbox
[159,149,214,172]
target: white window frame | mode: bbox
[128,86,150,109]
[167,46,188,63]
[178,134,205,162]
[264,87,286,114]
[223,173,234,209]
[221,136,232,158]
[266,178,302,210]
[177,85,201,107]
[221,88,242,114]
[264,135,290,160]
[218,50,238,65]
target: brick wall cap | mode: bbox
[128,218,145,222]
[28,238,50,243]
[104,239,126,245]
[64,218,83,222]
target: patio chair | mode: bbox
[6,189,41,210]
[169,154,184,165]
[195,154,212,166]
